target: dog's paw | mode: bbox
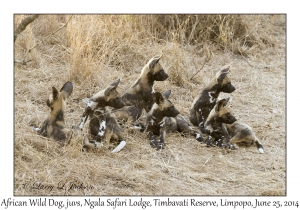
[195,133,204,143]
[156,143,164,150]
[206,136,213,147]
[150,135,157,147]
[225,143,237,150]
[215,139,223,147]
[150,140,157,148]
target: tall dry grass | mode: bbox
[15,15,279,85]
[14,14,286,195]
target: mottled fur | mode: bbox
[113,55,169,123]
[226,122,264,153]
[190,67,235,134]
[78,79,127,152]
[146,90,203,150]
[204,98,237,148]
[37,82,73,145]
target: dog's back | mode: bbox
[226,122,264,153]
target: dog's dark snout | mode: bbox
[162,71,169,80]
[86,106,92,113]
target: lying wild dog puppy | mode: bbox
[226,122,264,153]
[113,55,169,126]
[146,90,203,150]
[77,79,127,153]
[34,82,73,145]
[204,98,237,148]
[190,67,235,134]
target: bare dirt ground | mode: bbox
[14,15,285,196]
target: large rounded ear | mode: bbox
[215,98,227,111]
[60,82,73,100]
[104,79,120,96]
[149,55,162,69]
[162,90,171,99]
[153,92,164,104]
[223,97,230,107]
[52,87,59,100]
[216,67,230,84]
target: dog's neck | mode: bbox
[206,83,222,96]
[148,104,165,125]
[133,65,155,87]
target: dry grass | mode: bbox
[14,14,286,196]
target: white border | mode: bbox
[2,1,296,209]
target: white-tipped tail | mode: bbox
[112,140,126,153]
[31,126,40,132]
[258,148,264,154]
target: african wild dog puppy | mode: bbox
[145,90,203,150]
[204,98,237,148]
[77,79,127,153]
[226,122,264,153]
[113,55,169,125]
[36,82,73,145]
[190,67,235,134]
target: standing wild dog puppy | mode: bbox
[226,122,264,153]
[204,98,237,148]
[113,55,169,124]
[146,90,203,150]
[36,82,73,145]
[77,79,127,153]
[190,67,235,134]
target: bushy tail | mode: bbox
[255,137,264,154]
[112,140,126,153]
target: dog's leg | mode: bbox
[78,111,89,130]
[157,121,167,150]
[227,133,245,150]
[206,135,213,147]
[181,127,204,143]
[157,130,166,150]
[37,119,48,137]
[176,115,204,143]
[148,131,157,148]
[214,124,230,147]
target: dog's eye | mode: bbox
[168,106,174,110]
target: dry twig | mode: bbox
[14,14,39,43]
[189,59,209,81]
[27,15,73,54]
